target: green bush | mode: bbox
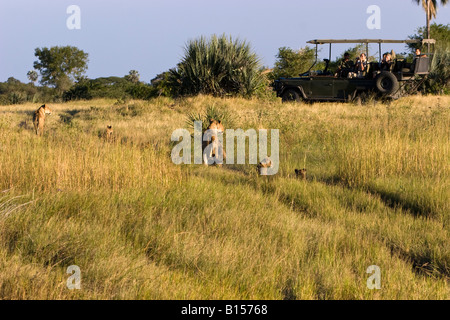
[150,71,174,97]
[408,23,450,52]
[428,47,450,94]
[63,77,154,101]
[168,34,265,97]
[0,78,57,105]
[125,83,153,100]
[270,46,316,80]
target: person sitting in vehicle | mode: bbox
[335,52,354,77]
[355,53,368,78]
[415,48,427,58]
[381,53,393,71]
[379,53,387,70]
[407,48,429,74]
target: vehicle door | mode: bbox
[333,78,350,99]
[309,77,334,98]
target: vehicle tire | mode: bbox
[375,72,399,96]
[282,89,301,103]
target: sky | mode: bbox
[0,0,449,83]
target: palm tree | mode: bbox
[413,0,449,51]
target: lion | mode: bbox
[257,157,273,175]
[203,119,226,166]
[33,104,52,136]
[104,125,114,142]
[295,168,307,180]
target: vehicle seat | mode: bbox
[393,58,404,72]
[414,57,430,74]
[370,62,380,72]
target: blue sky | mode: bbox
[0,0,449,83]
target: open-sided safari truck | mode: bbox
[273,39,435,103]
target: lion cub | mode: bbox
[295,168,307,180]
[203,119,226,165]
[33,104,52,136]
[257,157,273,175]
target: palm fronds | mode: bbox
[169,34,264,97]
[185,104,234,131]
[429,46,450,92]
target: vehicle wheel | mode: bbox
[282,89,301,103]
[375,72,399,96]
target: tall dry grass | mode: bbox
[0,95,448,299]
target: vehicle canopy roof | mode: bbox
[305,38,435,69]
[307,39,435,44]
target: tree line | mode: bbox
[0,23,449,105]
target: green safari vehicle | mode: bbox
[273,39,434,103]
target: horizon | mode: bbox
[1,0,449,83]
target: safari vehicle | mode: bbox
[273,39,434,103]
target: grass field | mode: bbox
[0,95,449,299]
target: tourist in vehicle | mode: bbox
[381,53,393,71]
[408,48,428,73]
[335,52,354,77]
[415,48,427,58]
[355,53,368,78]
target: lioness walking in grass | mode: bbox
[104,125,114,142]
[203,119,226,166]
[33,104,52,136]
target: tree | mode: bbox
[168,34,264,97]
[7,77,21,85]
[27,71,38,85]
[150,71,174,97]
[125,70,140,84]
[33,46,89,92]
[270,46,316,80]
[0,78,41,105]
[413,0,449,50]
[408,23,450,51]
